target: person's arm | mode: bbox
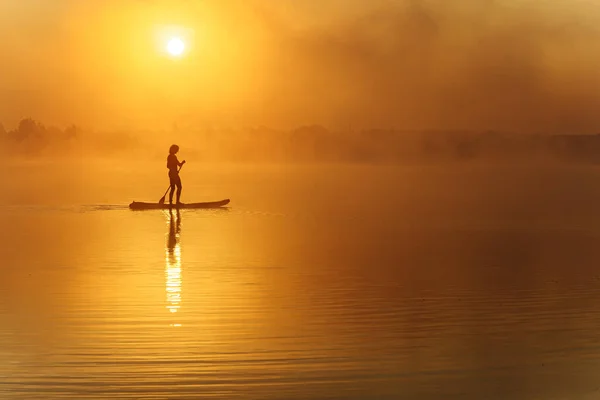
[172,155,185,167]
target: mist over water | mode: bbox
[2,162,600,399]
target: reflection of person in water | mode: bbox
[167,208,181,252]
[166,208,182,316]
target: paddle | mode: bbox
[158,164,184,205]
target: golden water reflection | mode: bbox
[165,209,182,324]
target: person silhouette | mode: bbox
[167,144,186,205]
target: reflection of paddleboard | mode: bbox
[129,199,230,210]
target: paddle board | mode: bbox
[129,199,230,210]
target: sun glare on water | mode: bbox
[167,37,186,57]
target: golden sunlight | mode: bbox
[166,37,186,57]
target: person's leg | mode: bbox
[176,179,182,204]
[169,183,176,204]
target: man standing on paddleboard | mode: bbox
[167,144,186,205]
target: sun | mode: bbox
[166,37,186,57]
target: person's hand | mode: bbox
[182,160,186,165]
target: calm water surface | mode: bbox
[2,162,600,399]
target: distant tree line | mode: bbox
[0,118,79,156]
[4,118,600,163]
[188,125,600,164]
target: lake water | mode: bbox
[2,161,600,399]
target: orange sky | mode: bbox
[2,0,600,133]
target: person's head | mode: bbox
[169,144,179,155]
